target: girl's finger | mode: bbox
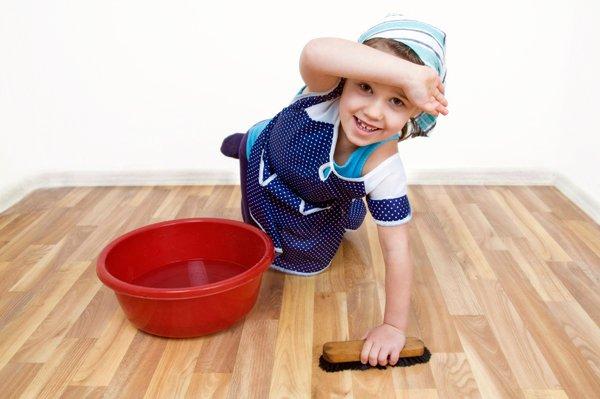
[438,79,445,94]
[421,99,437,117]
[437,103,449,116]
[434,89,448,106]
[389,349,401,366]
[378,347,391,366]
[427,104,440,117]
[369,344,382,366]
[361,340,373,364]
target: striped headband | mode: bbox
[357,13,447,137]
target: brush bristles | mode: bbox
[318,347,431,373]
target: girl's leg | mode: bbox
[220,133,244,159]
[221,132,256,226]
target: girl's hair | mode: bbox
[362,37,426,142]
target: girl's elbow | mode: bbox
[301,39,322,64]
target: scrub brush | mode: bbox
[318,337,431,372]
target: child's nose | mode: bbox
[363,104,383,122]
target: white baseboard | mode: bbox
[0,169,237,214]
[1,168,598,224]
[553,172,600,224]
[407,167,557,185]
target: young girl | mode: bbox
[221,13,448,367]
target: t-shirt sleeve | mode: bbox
[365,156,412,226]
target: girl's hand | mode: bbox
[360,323,407,366]
[402,64,449,117]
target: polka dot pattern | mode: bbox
[343,198,367,230]
[244,80,412,275]
[367,195,412,224]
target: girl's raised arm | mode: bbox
[299,37,447,115]
[299,37,416,92]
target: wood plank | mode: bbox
[268,275,315,398]
[0,244,54,293]
[19,337,95,399]
[4,187,73,213]
[528,186,591,221]
[546,261,600,326]
[194,316,245,373]
[564,219,600,258]
[469,279,559,389]
[522,389,569,399]
[59,385,106,399]
[55,187,94,208]
[414,212,482,315]
[0,261,90,370]
[425,189,496,279]
[487,247,600,397]
[489,187,571,262]
[546,300,600,377]
[185,373,231,399]
[0,361,43,398]
[70,309,138,386]
[12,262,101,363]
[100,332,167,398]
[457,202,508,252]
[404,212,461,351]
[532,211,600,268]
[465,186,524,238]
[312,291,353,397]
[453,315,523,398]
[65,287,119,339]
[143,337,205,398]
[227,318,278,399]
[429,353,481,398]
[503,238,573,302]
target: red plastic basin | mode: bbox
[96,218,274,338]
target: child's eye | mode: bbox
[391,98,405,107]
[358,83,404,106]
[358,83,371,92]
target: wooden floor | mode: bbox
[0,185,598,398]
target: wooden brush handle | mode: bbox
[322,337,425,363]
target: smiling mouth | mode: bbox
[354,116,380,133]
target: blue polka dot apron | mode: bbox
[245,79,411,275]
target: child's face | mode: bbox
[338,78,419,147]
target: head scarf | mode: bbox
[357,13,447,137]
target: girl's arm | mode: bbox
[299,37,417,93]
[377,222,413,331]
[359,221,414,366]
[300,37,448,116]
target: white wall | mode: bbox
[550,0,600,215]
[1,0,598,221]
